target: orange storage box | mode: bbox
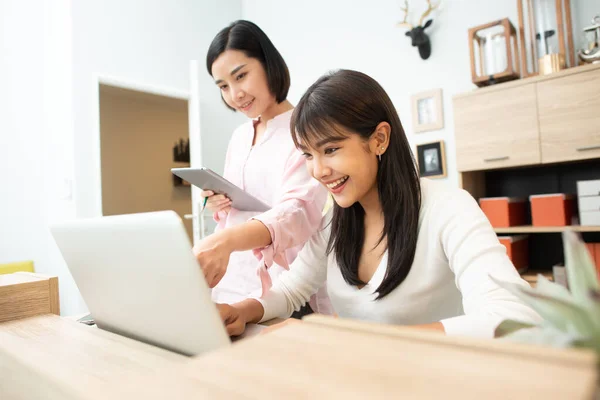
[596,244,600,279]
[584,243,600,279]
[594,244,600,279]
[479,197,527,228]
[498,235,529,272]
[529,194,576,227]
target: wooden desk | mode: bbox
[0,314,191,399]
[0,314,596,399]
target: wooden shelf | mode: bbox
[520,269,554,288]
[454,63,600,98]
[494,225,600,234]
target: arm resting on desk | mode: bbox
[217,299,265,336]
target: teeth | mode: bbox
[241,100,253,108]
[326,176,348,189]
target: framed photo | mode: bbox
[411,89,444,133]
[416,140,446,179]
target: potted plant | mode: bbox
[492,231,599,359]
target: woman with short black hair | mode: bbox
[194,20,332,317]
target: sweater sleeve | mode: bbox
[251,149,328,270]
[435,189,541,338]
[255,215,330,322]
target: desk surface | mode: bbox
[0,314,596,399]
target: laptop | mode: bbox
[50,210,234,356]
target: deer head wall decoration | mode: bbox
[397,0,440,60]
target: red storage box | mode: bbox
[498,235,529,272]
[479,197,527,228]
[585,243,595,262]
[595,244,600,279]
[583,243,599,280]
[529,194,576,227]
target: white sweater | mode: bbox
[257,178,541,338]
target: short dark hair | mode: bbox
[291,70,421,300]
[206,20,290,111]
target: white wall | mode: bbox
[72,0,243,220]
[242,0,599,187]
[0,0,85,315]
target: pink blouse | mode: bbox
[211,109,332,314]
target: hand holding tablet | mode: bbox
[200,190,231,214]
[171,168,270,212]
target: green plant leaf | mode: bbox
[535,274,572,303]
[581,289,600,333]
[489,275,593,334]
[562,231,600,302]
[503,325,583,348]
[495,319,537,338]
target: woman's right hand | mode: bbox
[201,190,232,214]
[216,303,247,336]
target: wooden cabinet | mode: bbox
[537,68,600,163]
[453,63,600,172]
[454,64,600,284]
[454,85,541,172]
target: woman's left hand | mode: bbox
[193,232,233,288]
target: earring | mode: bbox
[378,146,385,162]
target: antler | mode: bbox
[397,0,413,30]
[418,0,440,27]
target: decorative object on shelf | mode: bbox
[552,264,567,288]
[517,0,575,77]
[578,15,600,65]
[410,88,444,133]
[577,179,600,226]
[537,52,566,75]
[397,0,440,60]
[173,138,190,163]
[492,231,600,363]
[415,140,446,179]
[468,18,521,87]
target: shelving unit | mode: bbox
[494,225,600,234]
[453,63,600,286]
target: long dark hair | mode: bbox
[291,70,421,299]
[206,20,290,110]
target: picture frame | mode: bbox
[416,140,446,179]
[411,89,444,133]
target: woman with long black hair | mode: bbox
[217,69,540,337]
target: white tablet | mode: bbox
[171,167,270,212]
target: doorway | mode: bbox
[98,83,192,240]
